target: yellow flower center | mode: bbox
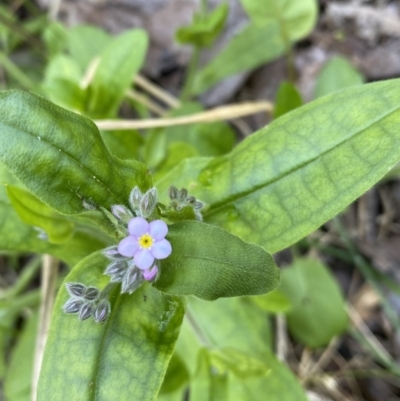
[139,234,153,249]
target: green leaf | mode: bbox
[43,54,82,84]
[314,55,364,99]
[273,81,303,119]
[7,185,75,244]
[0,90,152,217]
[4,311,38,401]
[155,221,279,300]
[193,21,285,94]
[159,353,189,395]
[157,79,400,253]
[0,163,107,265]
[239,0,318,41]
[87,29,148,118]
[279,258,348,348]
[187,298,308,401]
[176,3,228,47]
[190,349,228,401]
[42,22,68,58]
[101,129,143,160]
[67,25,112,70]
[250,289,292,313]
[38,252,186,401]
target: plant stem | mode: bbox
[99,282,118,300]
[0,50,36,90]
[181,46,200,101]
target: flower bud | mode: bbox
[140,188,158,217]
[143,265,158,281]
[79,303,93,320]
[84,287,99,301]
[121,265,144,294]
[105,260,128,282]
[66,282,86,297]
[94,300,111,323]
[129,186,143,212]
[177,188,188,202]
[168,185,178,200]
[111,205,133,224]
[63,298,84,313]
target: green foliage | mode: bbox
[155,221,279,300]
[157,79,400,253]
[7,185,75,244]
[273,81,303,119]
[86,29,148,118]
[251,289,292,313]
[239,0,318,41]
[38,252,186,401]
[314,55,364,98]
[176,3,228,47]
[193,20,285,94]
[4,311,38,401]
[0,91,152,217]
[279,258,348,348]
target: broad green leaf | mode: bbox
[176,3,228,48]
[163,103,236,156]
[143,129,168,169]
[159,353,190,395]
[87,29,148,118]
[101,129,143,160]
[239,0,318,41]
[42,22,68,58]
[7,185,74,244]
[0,163,108,265]
[250,289,292,313]
[279,258,348,348]
[154,143,198,182]
[187,298,308,401]
[43,54,82,84]
[155,221,279,300]
[273,81,303,119]
[314,55,364,99]
[38,252,186,401]
[67,25,112,70]
[157,79,400,253]
[193,21,285,94]
[190,349,228,401]
[4,311,38,401]
[0,91,152,217]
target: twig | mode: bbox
[276,314,288,362]
[95,101,274,130]
[80,57,100,89]
[134,74,180,109]
[31,255,59,401]
[125,89,167,116]
[48,0,62,21]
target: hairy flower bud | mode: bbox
[111,205,133,224]
[94,300,111,323]
[66,282,86,297]
[129,186,143,212]
[140,188,158,217]
[79,303,93,320]
[63,298,84,313]
[84,286,100,301]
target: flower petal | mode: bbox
[149,220,168,240]
[134,248,154,270]
[128,217,149,236]
[152,239,172,259]
[143,265,158,281]
[118,236,139,257]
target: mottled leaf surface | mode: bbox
[38,252,186,401]
[157,80,400,253]
[155,221,279,300]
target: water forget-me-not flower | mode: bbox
[118,217,172,270]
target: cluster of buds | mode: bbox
[63,282,110,323]
[168,185,204,220]
[63,185,204,323]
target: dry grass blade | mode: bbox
[125,89,167,116]
[94,101,274,130]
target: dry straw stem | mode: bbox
[134,74,180,109]
[95,101,274,131]
[32,255,59,401]
[125,89,167,116]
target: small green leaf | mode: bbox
[0,91,152,217]
[42,22,68,58]
[67,25,112,70]
[7,185,75,244]
[273,81,303,119]
[155,221,279,300]
[4,311,38,401]
[251,289,292,313]
[239,0,318,41]
[193,21,285,94]
[159,353,189,395]
[87,29,148,118]
[101,129,143,160]
[176,3,228,48]
[314,55,364,98]
[157,79,400,253]
[38,252,186,401]
[279,258,348,348]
